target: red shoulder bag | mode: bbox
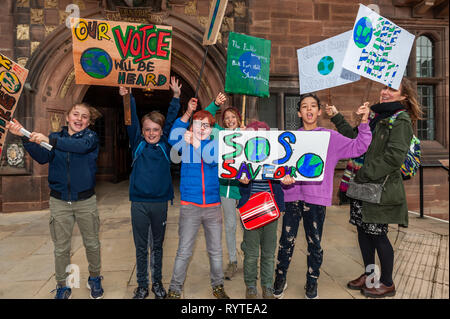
[238,181,280,230]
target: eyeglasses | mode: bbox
[193,120,211,129]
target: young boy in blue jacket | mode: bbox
[7,103,103,299]
[166,100,230,299]
[119,76,181,299]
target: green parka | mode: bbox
[331,109,413,225]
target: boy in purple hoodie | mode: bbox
[273,93,371,299]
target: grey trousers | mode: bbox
[169,204,224,293]
[221,196,239,264]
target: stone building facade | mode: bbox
[0,0,448,218]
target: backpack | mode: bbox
[388,111,421,179]
[131,140,170,167]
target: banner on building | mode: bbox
[0,53,29,157]
[342,4,414,90]
[297,31,360,94]
[225,32,271,97]
[218,130,330,181]
[203,0,229,46]
[71,18,172,89]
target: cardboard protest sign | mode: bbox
[0,53,29,157]
[203,0,229,46]
[225,32,271,97]
[342,4,414,90]
[297,31,360,94]
[71,18,172,89]
[218,130,330,181]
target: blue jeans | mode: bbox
[131,201,168,287]
[275,200,326,284]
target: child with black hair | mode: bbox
[273,93,372,299]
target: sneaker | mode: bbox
[87,276,104,299]
[305,281,318,299]
[262,286,275,299]
[273,276,287,299]
[212,284,230,299]
[52,286,72,299]
[224,262,238,280]
[245,286,258,299]
[151,281,167,299]
[132,286,149,299]
[166,289,181,299]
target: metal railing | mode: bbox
[419,162,449,218]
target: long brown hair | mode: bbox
[399,77,423,123]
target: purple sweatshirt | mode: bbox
[282,122,372,207]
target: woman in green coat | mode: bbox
[325,77,422,298]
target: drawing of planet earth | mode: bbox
[353,17,373,48]
[317,56,334,76]
[297,153,324,178]
[80,48,112,79]
[245,137,270,163]
[239,51,261,77]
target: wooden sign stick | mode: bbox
[241,95,247,126]
[327,88,332,106]
[123,87,131,125]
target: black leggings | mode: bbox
[357,226,394,286]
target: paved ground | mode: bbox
[0,180,448,299]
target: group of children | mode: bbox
[6,77,374,299]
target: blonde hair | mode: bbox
[67,102,102,125]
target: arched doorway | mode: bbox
[2,9,226,211]
[82,72,196,183]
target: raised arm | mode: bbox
[119,86,141,149]
[326,104,360,139]
[163,76,182,137]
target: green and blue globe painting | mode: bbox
[317,56,334,76]
[80,48,113,79]
[244,137,270,163]
[297,153,324,178]
[353,17,373,49]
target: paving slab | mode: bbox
[0,180,448,299]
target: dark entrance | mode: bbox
[82,72,196,183]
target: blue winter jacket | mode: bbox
[168,118,220,206]
[23,127,99,202]
[127,95,180,202]
[237,180,286,212]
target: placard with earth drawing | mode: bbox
[71,18,172,89]
[297,30,360,94]
[218,130,330,181]
[224,32,271,97]
[0,53,29,157]
[342,4,414,90]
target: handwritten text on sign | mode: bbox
[0,53,29,156]
[219,130,330,181]
[71,18,172,89]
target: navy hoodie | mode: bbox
[23,127,99,202]
[127,95,180,202]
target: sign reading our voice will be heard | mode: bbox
[218,130,330,181]
[71,18,172,89]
